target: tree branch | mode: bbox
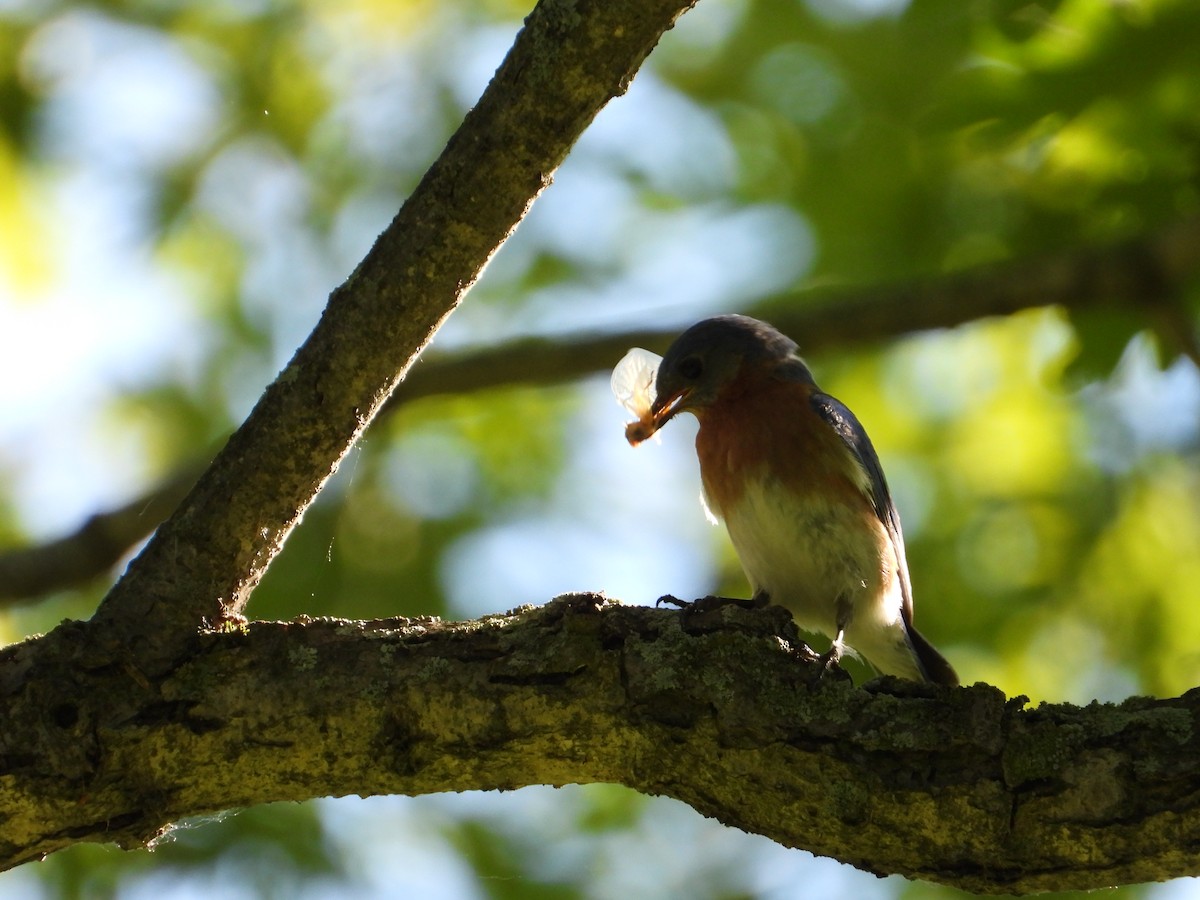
[76,0,697,669]
[0,466,203,604]
[397,212,1200,398]
[4,215,1199,606]
[2,593,1198,894]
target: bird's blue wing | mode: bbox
[809,392,915,625]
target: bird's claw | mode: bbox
[655,594,688,609]
[656,594,764,613]
[808,646,852,687]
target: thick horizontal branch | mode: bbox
[5,216,1199,606]
[3,593,1199,893]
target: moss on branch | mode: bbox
[4,596,1200,893]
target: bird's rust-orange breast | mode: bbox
[695,371,868,519]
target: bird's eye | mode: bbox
[677,356,704,380]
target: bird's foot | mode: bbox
[655,594,766,612]
[655,594,690,609]
[808,638,852,686]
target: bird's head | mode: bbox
[644,315,806,435]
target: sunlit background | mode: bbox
[3,0,1200,896]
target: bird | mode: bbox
[637,314,958,686]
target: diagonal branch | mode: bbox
[4,215,1199,605]
[2,593,1199,894]
[76,0,698,668]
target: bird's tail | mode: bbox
[908,626,959,687]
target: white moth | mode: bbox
[610,347,663,446]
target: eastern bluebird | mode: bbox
[628,314,958,686]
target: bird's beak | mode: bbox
[649,387,690,429]
[625,387,690,446]
[624,388,691,448]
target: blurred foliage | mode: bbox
[24,803,346,900]
[3,0,1200,896]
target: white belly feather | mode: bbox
[710,473,920,679]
